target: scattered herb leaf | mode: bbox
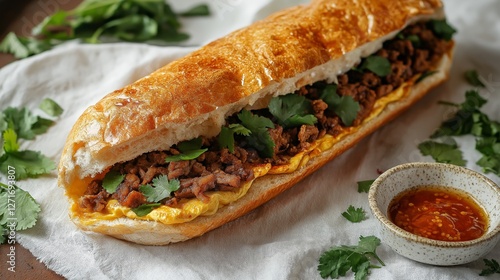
[179,4,211,17]
[268,94,317,128]
[237,109,275,158]
[139,175,180,203]
[464,70,485,88]
[0,183,41,243]
[320,84,360,126]
[218,123,251,153]
[39,98,64,117]
[480,259,500,276]
[341,205,368,223]
[102,170,125,194]
[318,235,385,280]
[359,55,392,77]
[418,139,466,166]
[357,180,374,193]
[165,138,208,162]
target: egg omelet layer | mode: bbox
[76,78,413,226]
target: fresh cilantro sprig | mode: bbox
[423,86,500,175]
[237,110,275,158]
[341,205,367,223]
[0,0,211,59]
[318,236,385,280]
[132,175,180,216]
[0,183,41,243]
[165,137,208,162]
[320,85,361,126]
[139,175,180,203]
[218,123,251,153]
[480,259,500,276]
[268,94,317,128]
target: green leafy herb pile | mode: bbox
[0,98,63,243]
[318,236,385,280]
[0,0,210,59]
[418,70,500,176]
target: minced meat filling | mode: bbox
[80,21,452,212]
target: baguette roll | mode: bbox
[58,0,454,245]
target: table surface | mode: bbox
[1,1,80,279]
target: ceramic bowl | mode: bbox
[368,162,500,266]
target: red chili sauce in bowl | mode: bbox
[388,185,488,242]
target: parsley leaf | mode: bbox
[480,259,500,276]
[359,55,392,77]
[165,137,208,162]
[237,110,275,158]
[268,94,317,128]
[39,98,64,117]
[139,175,180,203]
[464,70,485,88]
[342,205,368,223]
[2,107,55,140]
[3,129,19,153]
[318,236,385,280]
[418,139,466,166]
[428,19,457,41]
[320,85,361,126]
[131,203,162,217]
[357,180,374,193]
[102,170,125,194]
[0,183,41,238]
[218,124,251,153]
[0,32,53,59]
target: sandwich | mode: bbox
[58,0,455,245]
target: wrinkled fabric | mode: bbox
[0,0,499,279]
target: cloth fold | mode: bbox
[0,0,499,279]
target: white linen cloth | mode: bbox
[1,0,499,279]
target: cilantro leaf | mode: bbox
[318,236,384,280]
[165,138,208,162]
[480,259,500,276]
[428,19,457,41]
[0,150,56,180]
[102,170,125,194]
[39,98,64,117]
[464,70,485,88]
[357,180,374,193]
[320,85,361,126]
[237,110,275,158]
[131,203,161,217]
[139,175,180,203]
[0,183,41,232]
[3,129,19,153]
[359,55,391,77]
[418,139,466,166]
[342,205,368,223]
[218,124,251,153]
[268,94,317,128]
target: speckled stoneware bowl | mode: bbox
[368,162,500,266]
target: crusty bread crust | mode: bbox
[58,0,451,245]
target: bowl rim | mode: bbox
[368,162,500,248]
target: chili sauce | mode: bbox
[388,185,488,242]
